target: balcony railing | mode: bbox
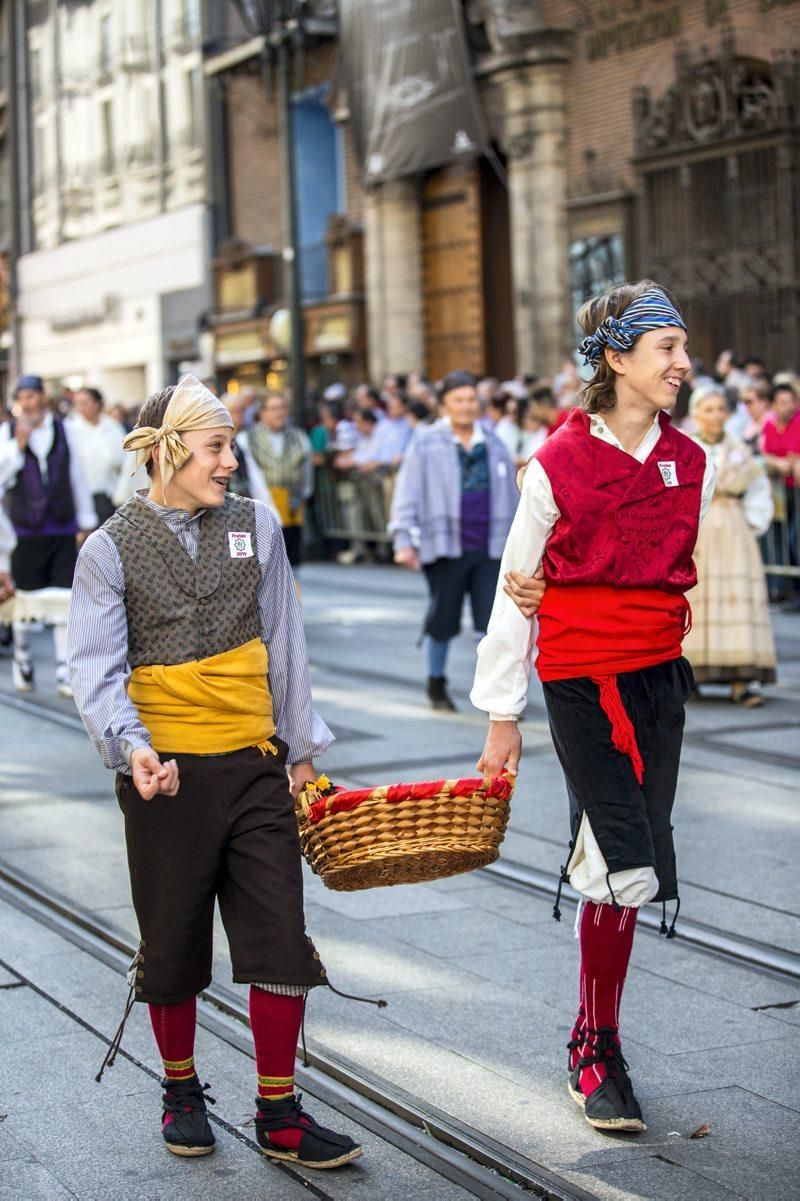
[125,142,158,168]
[170,125,201,153]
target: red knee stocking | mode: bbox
[578,901,637,1097]
[249,987,306,1151]
[149,996,197,1082]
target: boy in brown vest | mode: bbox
[67,375,361,1169]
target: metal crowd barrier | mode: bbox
[314,464,394,545]
[761,479,799,581]
[313,467,799,576]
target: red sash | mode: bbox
[536,585,690,784]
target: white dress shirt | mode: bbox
[0,507,15,573]
[66,412,127,497]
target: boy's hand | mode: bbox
[130,748,180,799]
[477,720,521,781]
[504,565,546,617]
[289,760,317,799]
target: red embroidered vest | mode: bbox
[534,409,706,595]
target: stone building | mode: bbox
[207,0,800,391]
[488,0,800,374]
[203,4,367,394]
[9,0,212,404]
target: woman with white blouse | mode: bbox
[684,386,776,706]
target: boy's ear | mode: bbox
[604,346,626,377]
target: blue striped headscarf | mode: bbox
[578,287,686,368]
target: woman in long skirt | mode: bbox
[683,386,776,705]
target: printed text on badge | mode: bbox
[657,461,679,488]
[228,531,254,558]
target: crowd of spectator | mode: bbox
[2,350,799,591]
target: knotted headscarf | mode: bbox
[122,374,233,488]
[578,287,686,368]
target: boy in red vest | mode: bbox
[472,282,716,1133]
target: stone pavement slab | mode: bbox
[3,564,800,1200]
[0,898,475,1201]
[560,1085,800,1201]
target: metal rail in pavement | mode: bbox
[3,688,796,983]
[0,860,595,1201]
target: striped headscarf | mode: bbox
[578,288,686,368]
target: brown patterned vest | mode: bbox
[105,494,262,667]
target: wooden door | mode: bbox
[422,163,485,378]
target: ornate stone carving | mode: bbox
[633,31,799,157]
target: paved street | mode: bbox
[1,562,799,1200]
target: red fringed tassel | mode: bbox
[591,674,644,785]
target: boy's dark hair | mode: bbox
[356,407,378,425]
[136,386,176,476]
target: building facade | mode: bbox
[10,0,211,405]
[510,0,800,374]
[206,0,800,388]
[203,4,367,395]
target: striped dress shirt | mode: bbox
[67,492,334,774]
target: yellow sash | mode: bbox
[128,638,276,755]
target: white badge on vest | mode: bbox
[228,531,254,558]
[657,461,679,488]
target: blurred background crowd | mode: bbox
[14,347,794,592]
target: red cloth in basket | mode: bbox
[305,775,513,825]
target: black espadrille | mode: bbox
[160,1076,216,1156]
[254,1093,362,1169]
[568,1027,646,1133]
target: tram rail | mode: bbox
[0,861,593,1201]
[2,686,797,984]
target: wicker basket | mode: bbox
[295,774,513,892]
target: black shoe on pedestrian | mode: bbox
[254,1093,363,1169]
[568,1027,646,1133]
[427,676,457,712]
[160,1075,216,1157]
